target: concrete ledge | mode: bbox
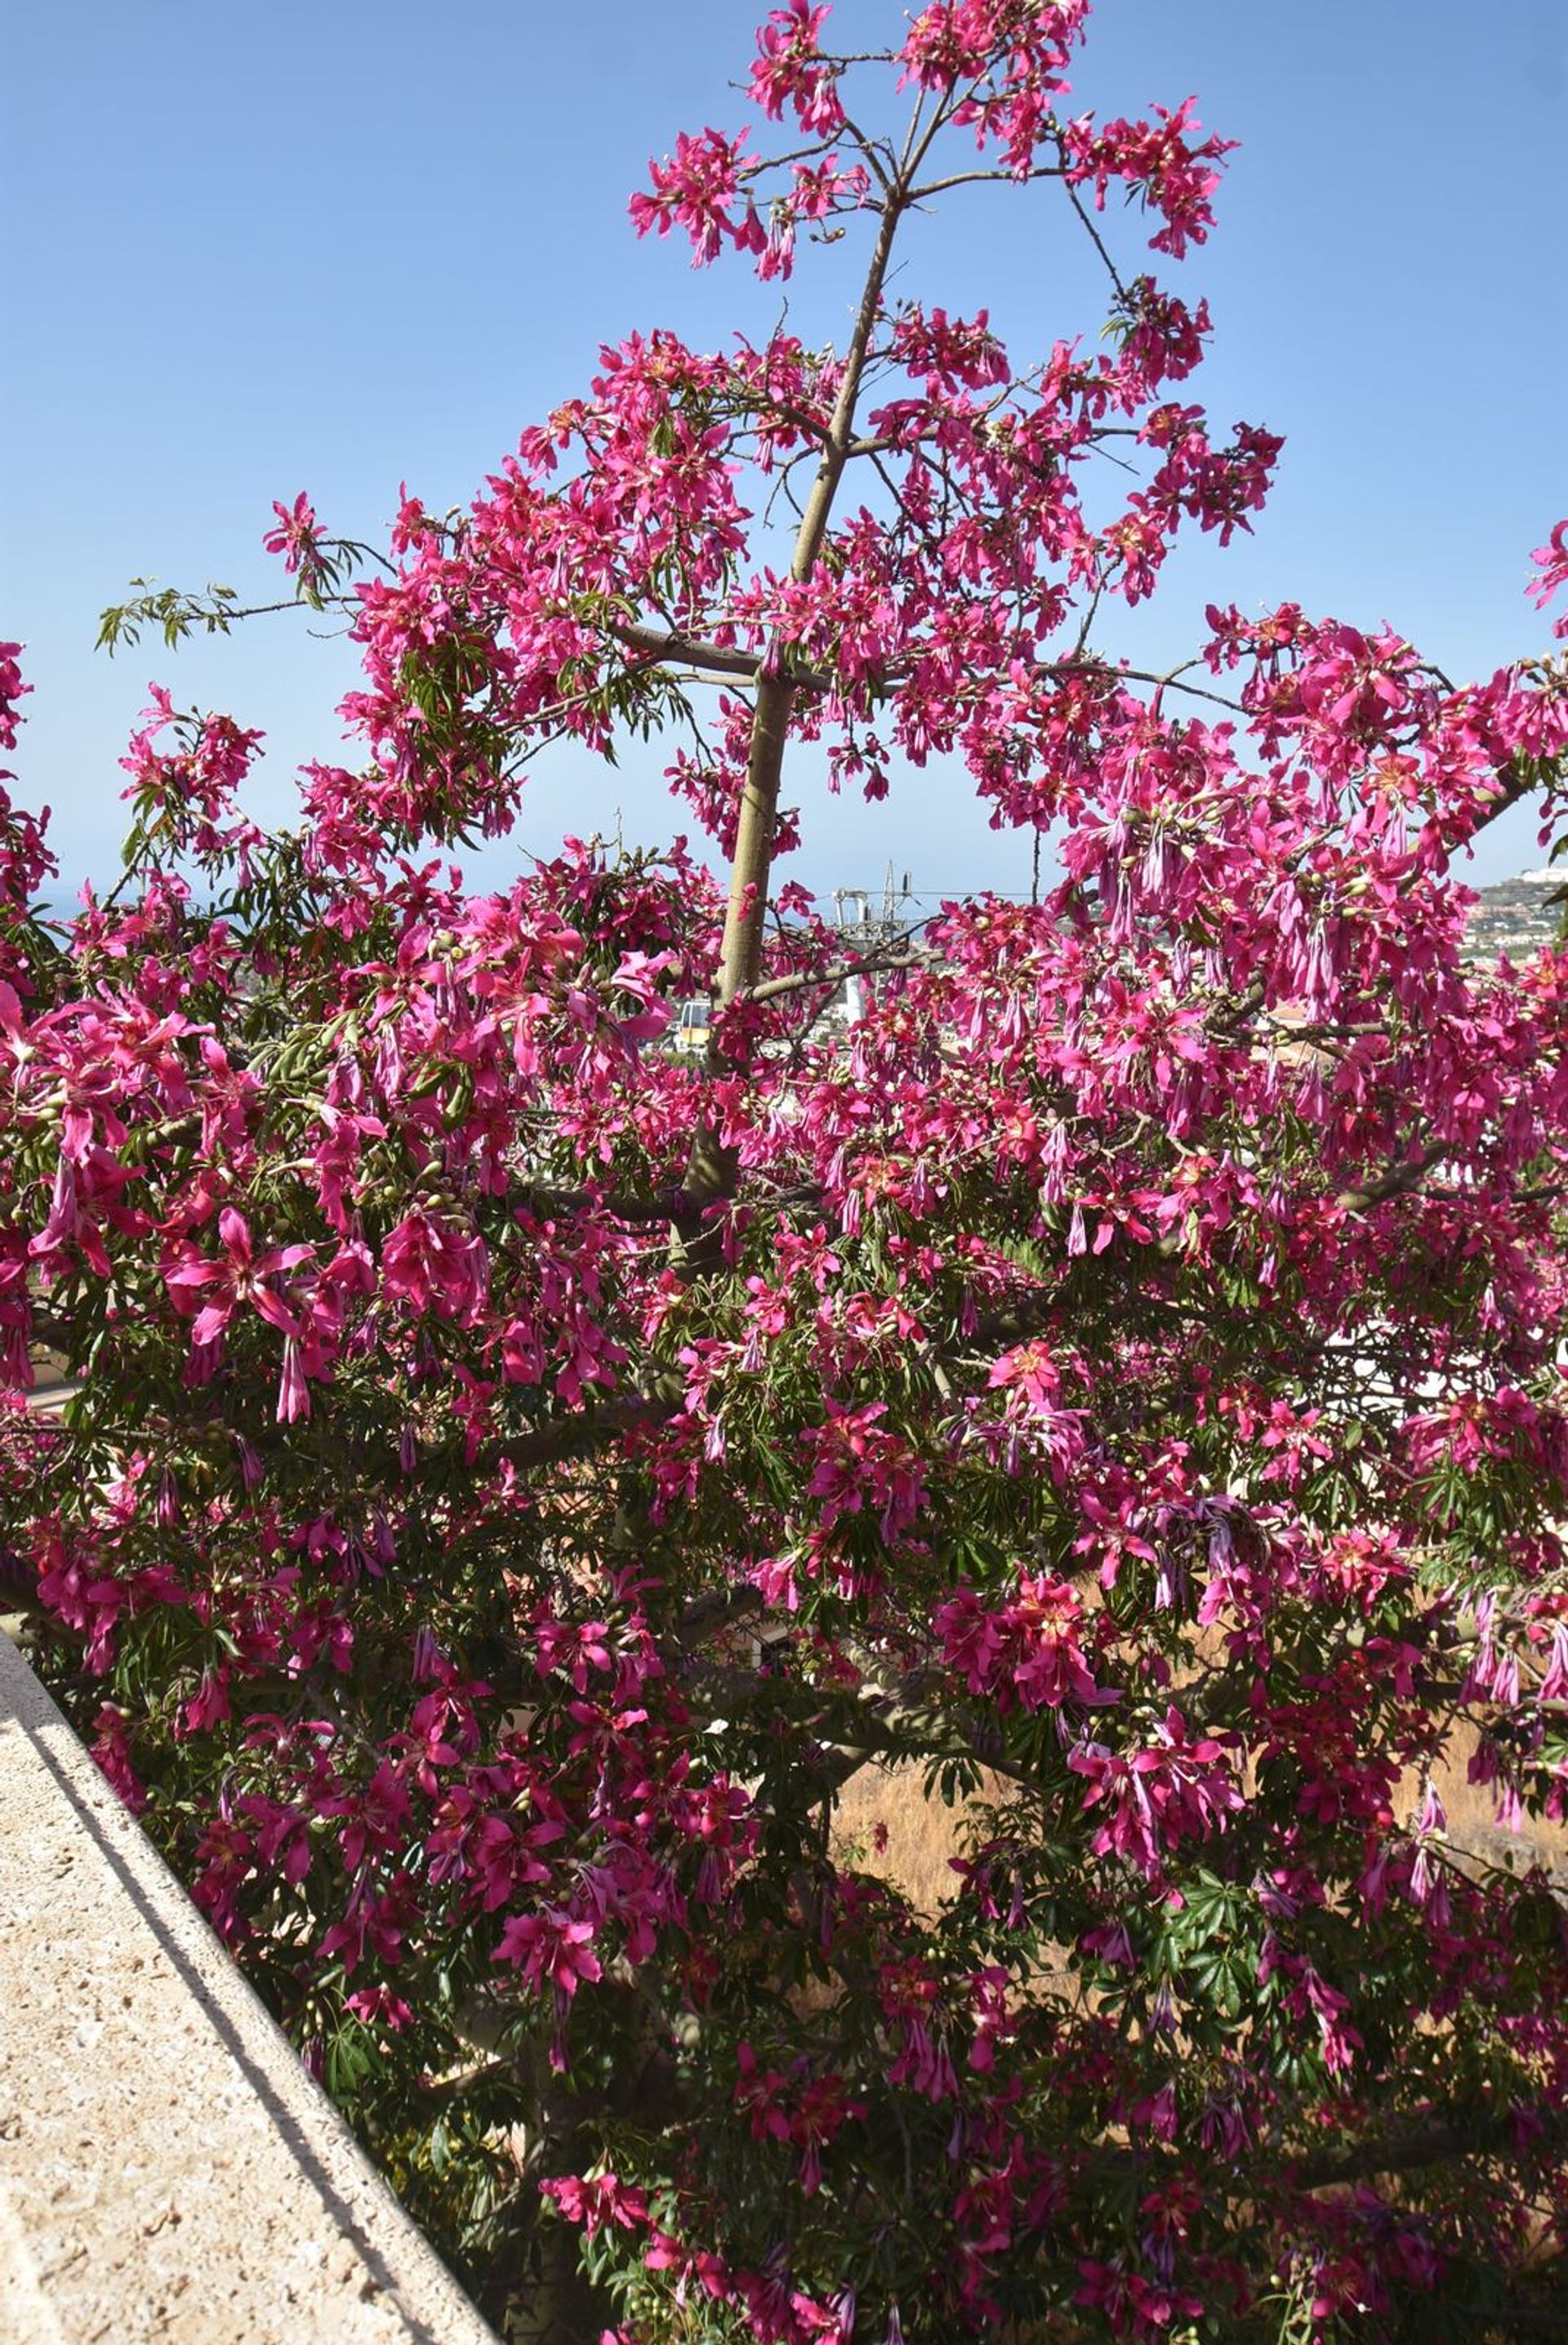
[0,1629,500,2345]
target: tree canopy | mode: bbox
[5,5,1568,2338]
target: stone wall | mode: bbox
[0,1628,499,2345]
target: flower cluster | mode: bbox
[6,6,1568,2340]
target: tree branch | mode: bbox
[666,1585,766,1653]
[1468,750,1552,840]
[512,1182,708,1228]
[483,1389,683,1475]
[742,947,933,1008]
[682,194,909,1216]
[1335,1144,1446,1215]
[613,623,831,694]
[908,165,1065,201]
[1290,2107,1547,2191]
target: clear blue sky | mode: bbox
[5,0,1564,906]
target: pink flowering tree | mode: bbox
[7,6,1568,2338]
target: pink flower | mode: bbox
[345,1986,415,2031]
[277,1335,310,1424]
[163,1208,316,1351]
[492,1907,604,1997]
[1062,99,1236,259]
[1070,1708,1241,1875]
[1527,519,1568,639]
[748,4,842,135]
[629,127,751,265]
[263,491,321,577]
[935,1574,1112,1711]
[380,1210,489,1323]
[539,2171,650,2236]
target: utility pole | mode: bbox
[832,865,914,1025]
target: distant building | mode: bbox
[1461,870,1563,965]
